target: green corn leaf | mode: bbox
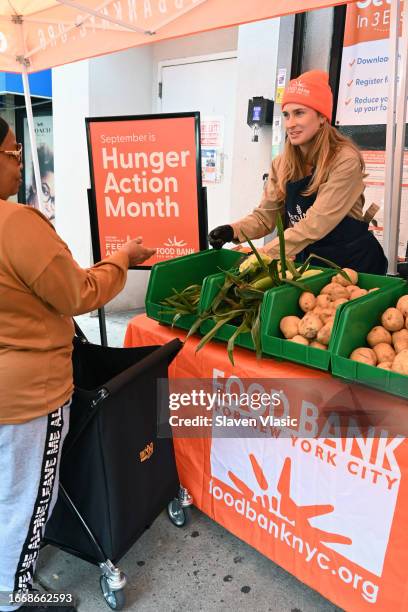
[285,257,301,279]
[241,231,268,272]
[171,288,197,309]
[227,318,251,366]
[171,312,183,327]
[251,303,262,360]
[195,314,236,353]
[276,213,287,279]
[186,317,211,342]
[268,259,281,285]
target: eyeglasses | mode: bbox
[0,143,23,164]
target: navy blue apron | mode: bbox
[285,174,388,274]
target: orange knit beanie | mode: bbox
[281,70,333,121]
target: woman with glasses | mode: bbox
[0,117,155,612]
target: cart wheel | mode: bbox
[100,575,126,610]
[167,498,190,527]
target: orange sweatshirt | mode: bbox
[0,200,129,424]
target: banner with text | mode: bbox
[86,113,205,267]
[336,1,408,259]
[337,1,403,126]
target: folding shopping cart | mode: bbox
[44,325,192,610]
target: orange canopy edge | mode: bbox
[0,0,357,73]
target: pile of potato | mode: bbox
[349,294,408,376]
[279,268,377,351]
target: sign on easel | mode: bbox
[86,112,207,269]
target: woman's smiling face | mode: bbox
[283,104,324,150]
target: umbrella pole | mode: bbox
[22,67,45,214]
[388,3,408,275]
[383,0,400,273]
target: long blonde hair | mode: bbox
[275,121,365,200]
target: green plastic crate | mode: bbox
[145,249,243,330]
[199,267,332,352]
[331,283,408,398]
[262,270,337,370]
[261,272,405,371]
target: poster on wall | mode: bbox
[86,112,206,268]
[336,1,408,259]
[336,2,403,126]
[200,116,224,184]
[23,116,55,222]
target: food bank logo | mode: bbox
[210,437,401,579]
[212,455,352,547]
[157,236,194,258]
[287,79,311,97]
[164,236,187,247]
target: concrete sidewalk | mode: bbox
[36,311,342,612]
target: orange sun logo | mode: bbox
[228,455,352,546]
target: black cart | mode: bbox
[44,327,193,610]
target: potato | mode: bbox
[350,347,377,366]
[393,329,408,342]
[320,308,335,323]
[316,294,332,309]
[333,297,349,308]
[298,313,323,339]
[310,341,327,350]
[381,307,404,332]
[333,268,358,286]
[373,342,396,364]
[322,284,349,301]
[312,306,323,317]
[289,335,309,345]
[349,288,368,300]
[396,295,408,318]
[377,362,393,370]
[317,321,333,346]
[346,285,356,297]
[393,329,408,353]
[280,316,300,339]
[366,326,392,347]
[394,339,408,353]
[299,292,316,313]
[391,349,408,376]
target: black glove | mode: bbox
[208,225,234,250]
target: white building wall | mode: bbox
[53,60,90,268]
[230,19,280,225]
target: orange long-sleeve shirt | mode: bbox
[0,200,129,424]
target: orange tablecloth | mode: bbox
[125,315,408,612]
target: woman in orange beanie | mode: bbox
[209,70,387,274]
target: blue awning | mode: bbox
[0,70,52,98]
